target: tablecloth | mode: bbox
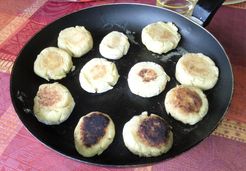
[0,0,246,170]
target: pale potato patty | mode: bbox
[34,47,73,81]
[58,26,93,57]
[99,31,130,60]
[79,58,119,93]
[175,53,219,90]
[128,61,170,98]
[142,21,181,54]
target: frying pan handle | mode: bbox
[191,0,225,27]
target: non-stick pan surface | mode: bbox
[10,4,233,166]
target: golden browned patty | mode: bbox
[170,86,202,114]
[164,85,208,125]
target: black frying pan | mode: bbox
[10,2,233,166]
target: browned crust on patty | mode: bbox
[138,68,157,82]
[137,116,171,147]
[80,112,110,147]
[37,86,61,107]
[171,87,202,113]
